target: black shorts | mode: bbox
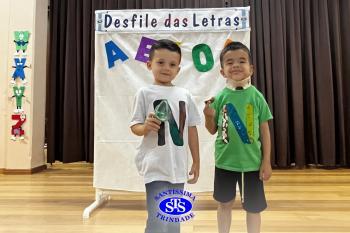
[213,166,267,213]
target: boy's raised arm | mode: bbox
[130,113,161,136]
[203,98,217,135]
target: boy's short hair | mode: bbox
[149,39,182,61]
[219,41,252,67]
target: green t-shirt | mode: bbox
[211,86,273,172]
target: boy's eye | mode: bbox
[157,61,164,64]
[170,63,176,67]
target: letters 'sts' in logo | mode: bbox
[155,190,195,223]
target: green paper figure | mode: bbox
[14,31,30,54]
[12,86,25,113]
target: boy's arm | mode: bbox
[205,115,217,135]
[130,124,147,136]
[203,98,217,134]
[130,113,161,136]
[259,121,272,181]
[187,126,200,184]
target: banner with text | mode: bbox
[94,7,250,191]
[96,7,249,33]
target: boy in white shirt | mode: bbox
[130,39,201,233]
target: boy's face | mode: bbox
[147,49,181,86]
[220,49,253,82]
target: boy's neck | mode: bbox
[226,76,251,90]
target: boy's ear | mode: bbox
[220,68,226,78]
[250,64,254,76]
[146,61,152,70]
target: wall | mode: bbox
[0,0,48,172]
[0,0,11,170]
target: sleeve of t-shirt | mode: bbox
[130,89,146,127]
[259,95,273,124]
[187,93,202,126]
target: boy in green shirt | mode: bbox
[203,41,273,233]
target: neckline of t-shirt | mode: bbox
[224,85,253,93]
[151,84,176,88]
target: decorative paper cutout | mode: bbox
[11,58,29,84]
[11,114,26,141]
[135,36,157,63]
[14,31,30,54]
[105,41,129,68]
[12,86,25,113]
[10,31,30,141]
[192,44,214,72]
[224,38,233,48]
[175,41,182,47]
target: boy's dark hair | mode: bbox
[149,39,182,61]
[219,41,252,67]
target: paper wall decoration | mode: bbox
[11,114,26,141]
[14,31,30,55]
[11,86,25,113]
[11,58,29,84]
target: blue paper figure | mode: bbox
[11,58,29,84]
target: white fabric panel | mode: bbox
[94,8,250,192]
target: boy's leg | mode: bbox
[213,167,238,233]
[145,181,168,233]
[246,212,261,233]
[217,200,234,233]
[145,181,184,233]
[238,171,266,233]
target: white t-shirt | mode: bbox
[130,85,201,184]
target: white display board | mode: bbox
[93,7,250,192]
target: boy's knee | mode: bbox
[218,200,234,210]
[246,211,261,216]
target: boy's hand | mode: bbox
[203,97,215,118]
[259,160,272,181]
[144,113,161,135]
[187,162,199,184]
